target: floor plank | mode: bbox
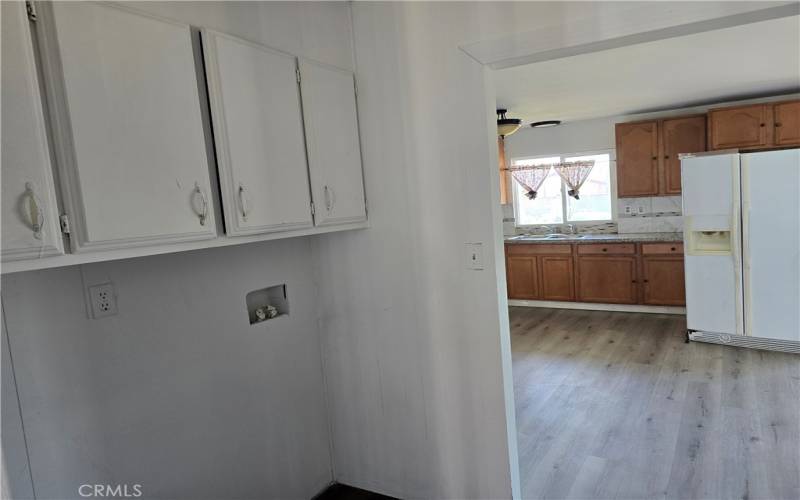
[511,306,800,500]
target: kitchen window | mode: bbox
[512,151,614,226]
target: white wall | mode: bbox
[1,2,355,499]
[312,3,521,499]
[2,240,332,500]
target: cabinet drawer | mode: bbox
[506,243,572,255]
[577,243,635,255]
[641,242,683,255]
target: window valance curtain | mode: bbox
[553,160,595,199]
[506,160,594,200]
[507,165,551,199]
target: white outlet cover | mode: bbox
[88,283,118,319]
[465,242,484,270]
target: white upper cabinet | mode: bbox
[44,3,216,252]
[299,60,367,226]
[1,1,65,262]
[202,31,313,236]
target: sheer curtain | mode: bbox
[508,165,552,199]
[553,160,595,199]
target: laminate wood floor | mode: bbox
[510,307,800,500]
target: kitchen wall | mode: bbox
[504,92,800,233]
[1,2,354,498]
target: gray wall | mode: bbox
[2,239,332,499]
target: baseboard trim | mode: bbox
[508,299,686,315]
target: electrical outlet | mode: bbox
[88,283,118,319]
[637,205,646,215]
[624,205,632,216]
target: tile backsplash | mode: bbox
[617,195,683,234]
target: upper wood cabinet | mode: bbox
[708,103,770,150]
[661,116,706,195]
[299,59,367,226]
[773,101,800,146]
[615,121,659,197]
[202,30,313,236]
[43,3,217,252]
[1,1,65,262]
[616,116,706,197]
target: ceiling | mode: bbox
[494,16,800,124]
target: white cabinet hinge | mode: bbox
[25,1,38,21]
[296,68,301,84]
[59,214,71,235]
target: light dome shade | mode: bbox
[497,109,521,137]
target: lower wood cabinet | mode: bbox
[641,256,685,306]
[540,256,575,301]
[505,241,685,306]
[576,256,638,304]
[506,256,539,300]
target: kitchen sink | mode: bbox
[508,234,586,241]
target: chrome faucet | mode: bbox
[566,224,577,234]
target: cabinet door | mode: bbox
[45,3,216,251]
[540,256,574,301]
[661,116,706,195]
[1,2,64,262]
[773,101,800,146]
[577,256,638,304]
[507,256,539,300]
[615,121,659,197]
[299,59,367,226]
[642,256,685,306]
[202,31,313,236]
[708,104,769,150]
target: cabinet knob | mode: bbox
[651,156,657,160]
[191,183,208,226]
[664,155,670,159]
[760,123,766,127]
[631,280,637,283]
[643,279,649,283]
[775,123,782,127]
[23,182,44,239]
[602,248,608,252]
[671,247,676,251]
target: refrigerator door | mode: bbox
[681,152,743,336]
[741,149,800,342]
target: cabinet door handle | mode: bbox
[191,183,208,226]
[664,155,670,159]
[775,123,782,127]
[670,247,676,251]
[324,185,335,212]
[643,279,649,283]
[602,248,608,252]
[238,184,250,221]
[631,280,637,283]
[23,182,44,239]
[760,123,765,127]
[651,156,657,161]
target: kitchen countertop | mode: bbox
[504,232,683,244]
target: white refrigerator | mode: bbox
[681,149,800,353]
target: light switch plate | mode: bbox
[465,243,484,270]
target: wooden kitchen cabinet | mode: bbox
[708,103,770,150]
[615,121,660,197]
[1,1,65,262]
[507,256,539,300]
[641,256,685,306]
[661,116,706,195]
[773,100,800,146]
[539,256,574,301]
[616,115,706,197]
[576,256,638,304]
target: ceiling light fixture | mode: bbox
[497,109,522,137]
[530,120,562,128]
